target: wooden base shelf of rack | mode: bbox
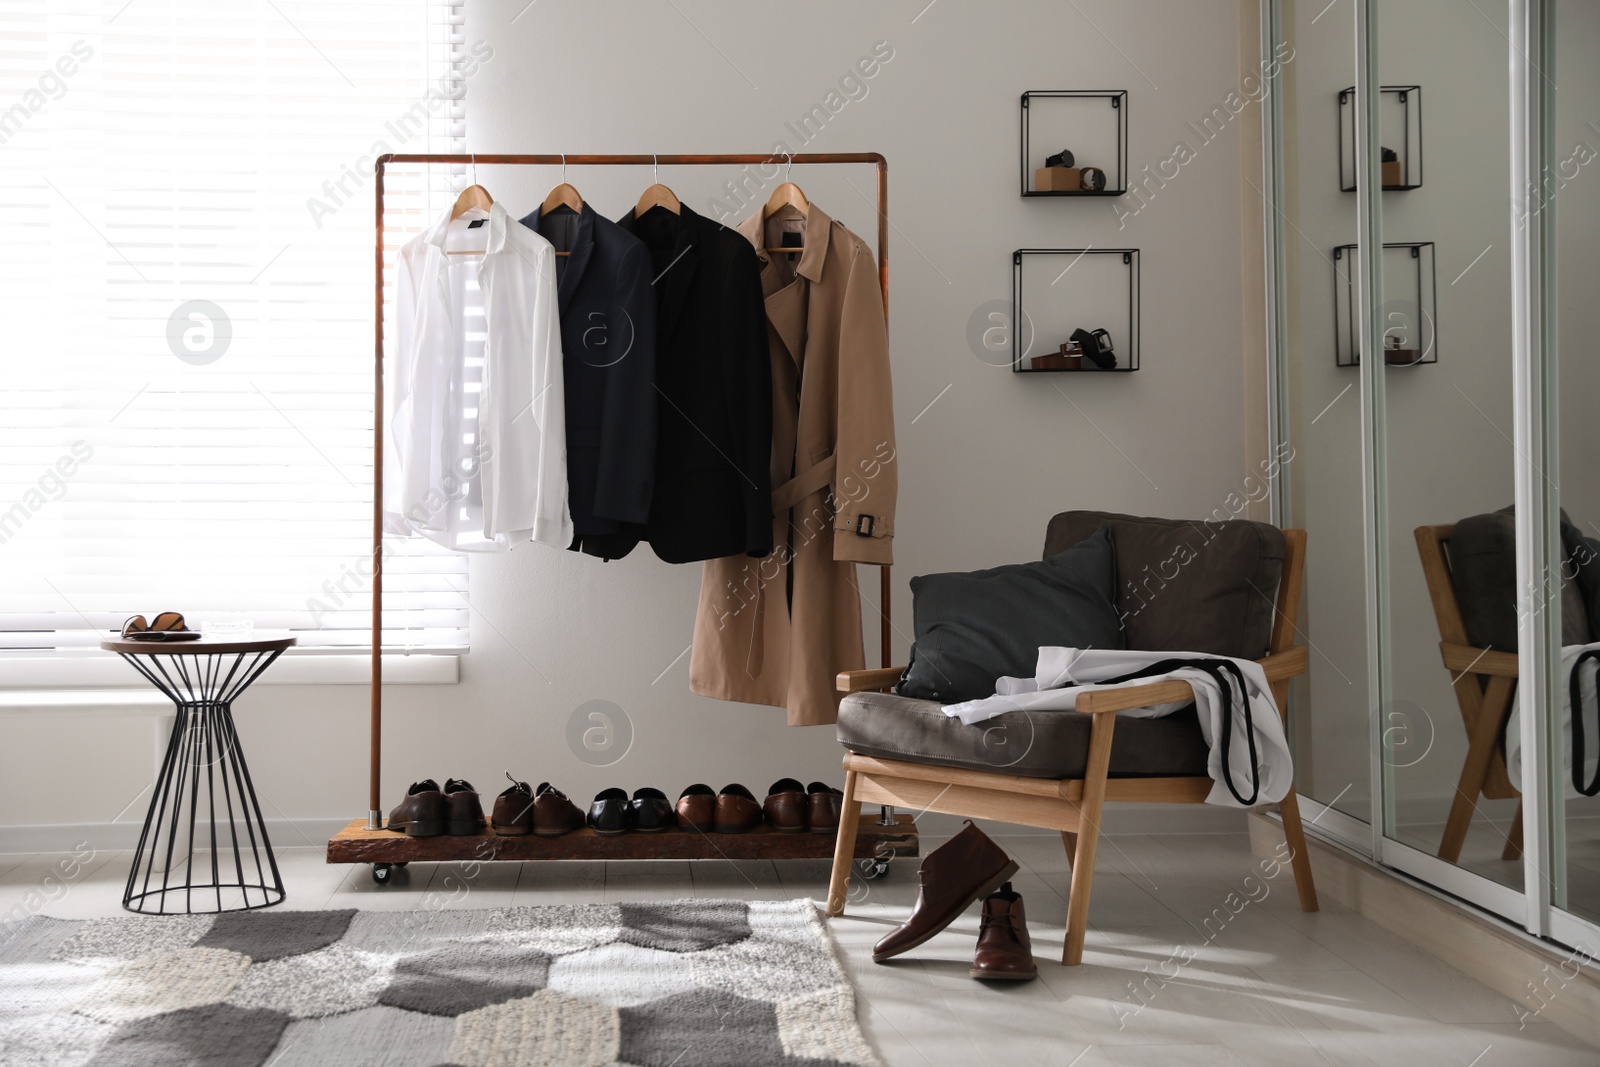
[326,813,919,864]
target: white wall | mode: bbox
[3,0,1268,846]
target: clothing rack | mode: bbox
[333,152,910,881]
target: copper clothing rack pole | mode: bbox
[367,152,891,828]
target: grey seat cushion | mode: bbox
[1449,506,1593,651]
[837,690,1210,781]
[1043,511,1285,660]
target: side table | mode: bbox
[101,634,296,914]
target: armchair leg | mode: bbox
[1061,831,1077,871]
[826,769,862,917]
[1440,674,1514,865]
[1277,785,1320,912]
[1502,801,1524,862]
[1063,711,1116,966]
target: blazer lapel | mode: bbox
[519,203,595,316]
[652,209,699,341]
[557,204,596,315]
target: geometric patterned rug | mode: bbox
[0,898,881,1067]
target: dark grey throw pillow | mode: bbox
[897,526,1124,704]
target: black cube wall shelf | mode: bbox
[1012,248,1140,373]
[1338,85,1423,192]
[1332,242,1437,368]
[1019,90,1128,197]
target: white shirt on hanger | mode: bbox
[385,200,572,552]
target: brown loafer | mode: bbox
[873,822,1018,963]
[970,883,1037,981]
[388,779,446,837]
[806,781,844,835]
[714,783,762,833]
[444,778,486,835]
[677,784,715,832]
[532,783,585,837]
[763,778,808,832]
[492,777,535,835]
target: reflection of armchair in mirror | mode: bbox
[1416,511,1600,865]
[1414,523,1523,864]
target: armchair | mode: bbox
[825,511,1319,966]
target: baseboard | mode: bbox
[1249,811,1600,1049]
[0,819,353,856]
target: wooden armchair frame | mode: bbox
[826,529,1320,965]
[1414,524,1524,864]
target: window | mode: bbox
[0,0,475,660]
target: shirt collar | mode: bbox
[423,199,512,255]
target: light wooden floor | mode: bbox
[3,831,1596,1066]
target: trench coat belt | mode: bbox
[770,453,836,515]
[741,451,836,681]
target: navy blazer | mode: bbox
[520,202,657,558]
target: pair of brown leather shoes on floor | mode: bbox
[676,784,764,833]
[872,822,1038,981]
[491,777,586,837]
[763,778,844,834]
[387,779,485,837]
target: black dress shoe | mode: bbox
[629,787,675,833]
[443,778,485,835]
[589,787,629,835]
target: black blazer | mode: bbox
[615,204,773,563]
[519,202,657,559]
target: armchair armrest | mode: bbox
[837,666,907,694]
[1439,642,1519,679]
[1076,646,1310,714]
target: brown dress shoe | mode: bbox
[806,781,844,835]
[492,778,535,835]
[677,784,715,832]
[532,782,585,837]
[444,779,486,835]
[714,783,762,833]
[970,883,1037,981]
[763,778,807,832]
[388,779,446,837]
[873,822,1019,963]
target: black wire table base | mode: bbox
[117,648,288,914]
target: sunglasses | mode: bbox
[120,612,201,642]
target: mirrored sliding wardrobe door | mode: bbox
[1548,0,1600,931]
[1274,0,1371,828]
[1375,0,1523,895]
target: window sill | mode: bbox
[0,653,459,689]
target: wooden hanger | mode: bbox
[635,155,681,216]
[540,153,583,217]
[762,154,808,254]
[445,156,494,255]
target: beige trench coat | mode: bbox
[689,201,897,727]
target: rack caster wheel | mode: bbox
[855,857,890,880]
[393,862,408,868]
[372,863,396,884]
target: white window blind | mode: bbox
[0,0,473,658]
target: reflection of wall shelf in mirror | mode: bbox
[1339,85,1423,192]
[1332,242,1437,368]
[1012,248,1140,373]
[1019,91,1128,197]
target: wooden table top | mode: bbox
[100,633,297,655]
